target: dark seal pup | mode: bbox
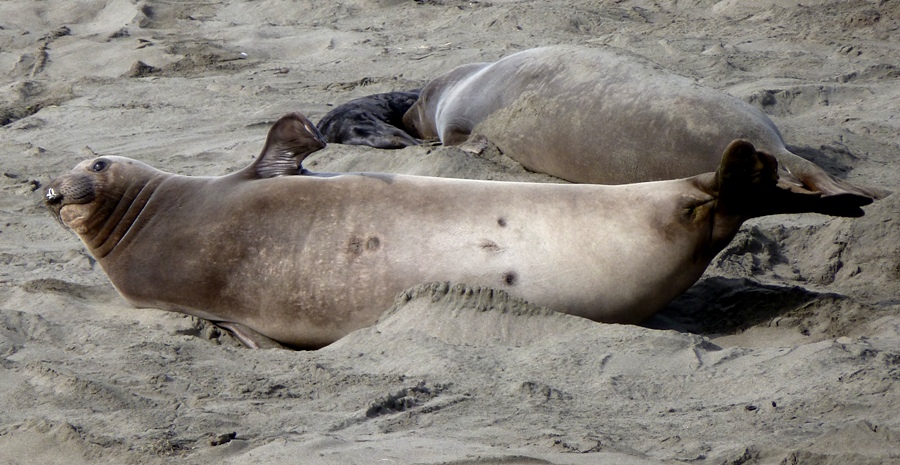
[45,113,867,349]
[402,45,885,205]
[317,90,421,149]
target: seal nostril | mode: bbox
[45,187,63,204]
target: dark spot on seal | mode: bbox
[502,271,517,286]
[349,236,380,255]
[366,236,380,251]
[497,217,507,227]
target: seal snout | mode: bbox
[43,174,98,224]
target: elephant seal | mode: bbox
[317,90,421,149]
[403,45,885,204]
[45,113,864,349]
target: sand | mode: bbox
[1,0,899,463]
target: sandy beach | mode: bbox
[1,1,899,463]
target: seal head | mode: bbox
[45,156,166,257]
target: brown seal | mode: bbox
[45,113,865,349]
[403,45,886,205]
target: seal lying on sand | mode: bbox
[402,45,885,204]
[317,91,421,149]
[45,113,867,349]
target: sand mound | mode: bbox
[372,282,592,347]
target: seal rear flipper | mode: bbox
[716,139,866,218]
[215,322,287,350]
[248,113,327,179]
[776,149,889,203]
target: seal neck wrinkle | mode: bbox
[89,176,163,259]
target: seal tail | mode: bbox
[715,140,867,218]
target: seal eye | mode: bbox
[91,159,109,172]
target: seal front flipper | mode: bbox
[339,124,421,149]
[247,112,327,179]
[215,322,287,349]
